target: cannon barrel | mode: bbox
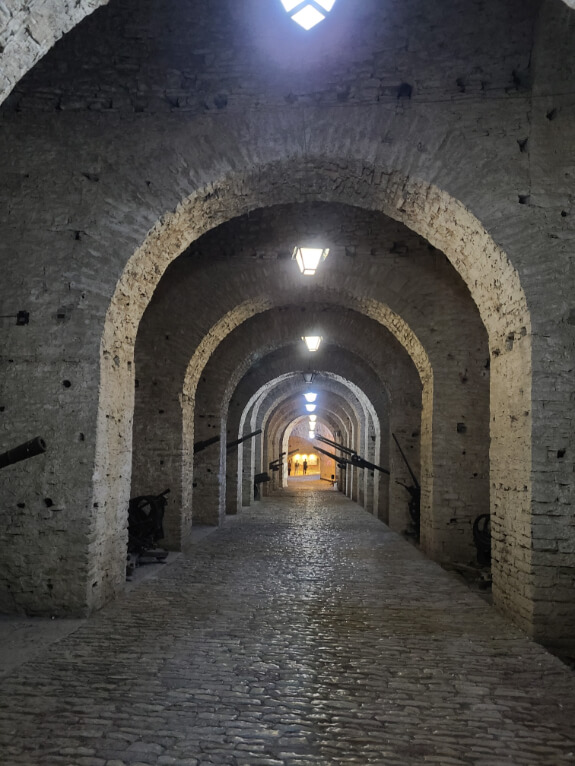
[314,441,389,474]
[0,436,47,470]
[392,433,420,489]
[194,429,262,455]
[349,452,390,475]
[314,444,348,469]
[315,435,357,457]
[193,435,220,454]
[226,429,262,451]
[269,451,286,469]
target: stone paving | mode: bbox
[1,481,575,766]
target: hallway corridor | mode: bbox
[1,486,575,766]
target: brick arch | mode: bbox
[0,1,109,106]
[172,294,427,527]
[177,293,429,522]
[97,159,530,629]
[254,371,380,452]
[264,372,382,503]
[231,355,392,510]
[265,384,363,488]
[234,376,360,510]
[103,160,529,354]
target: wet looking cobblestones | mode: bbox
[1,481,574,766]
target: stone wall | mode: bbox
[0,0,573,651]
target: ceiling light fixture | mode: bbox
[303,392,317,403]
[303,335,322,352]
[305,403,317,413]
[309,414,317,422]
[292,246,329,276]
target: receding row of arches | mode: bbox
[89,175,527,638]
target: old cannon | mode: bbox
[126,488,170,577]
[315,434,390,474]
[0,436,46,470]
[193,429,262,454]
[392,434,421,541]
[473,513,491,567]
[314,433,421,540]
[254,471,271,500]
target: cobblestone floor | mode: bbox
[1,482,575,766]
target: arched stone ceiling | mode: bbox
[192,305,419,416]
[107,164,525,374]
[4,0,573,114]
[253,373,376,440]
[266,389,361,450]
[133,197,485,432]
[231,349,397,433]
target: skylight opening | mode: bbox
[281,0,336,30]
[292,5,325,30]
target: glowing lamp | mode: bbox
[292,246,329,276]
[305,404,317,413]
[303,336,322,352]
[309,431,316,439]
[303,392,317,403]
[309,421,316,431]
[309,414,317,422]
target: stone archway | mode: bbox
[96,160,529,633]
[178,299,427,530]
[256,372,379,503]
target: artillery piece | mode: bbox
[392,433,421,540]
[314,433,421,540]
[314,435,390,473]
[194,429,262,454]
[0,436,46,470]
[126,488,170,577]
[269,448,298,472]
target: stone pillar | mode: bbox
[241,437,255,507]
[192,414,224,526]
[226,445,239,514]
